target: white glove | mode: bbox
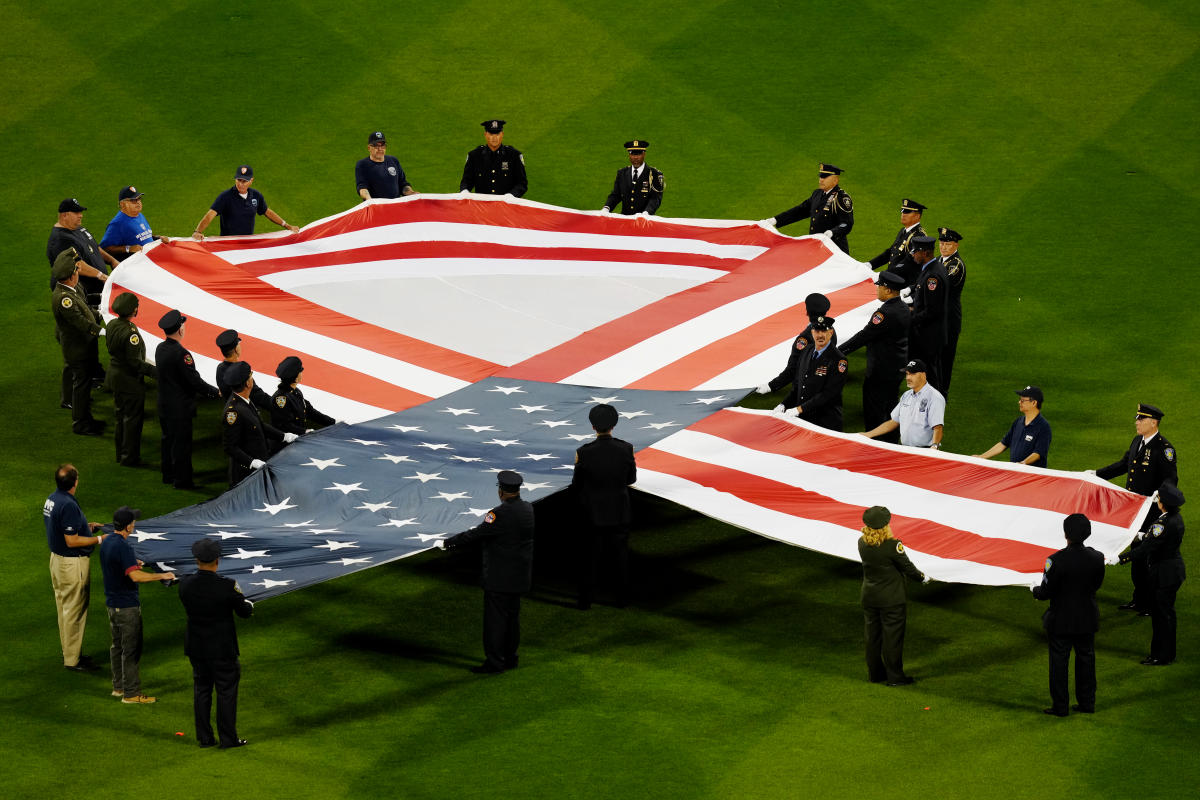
[97,328,106,337]
[1084,469,1097,476]
[758,218,776,228]
[460,189,471,195]
[282,432,299,443]
[600,207,610,215]
[784,407,801,418]
[305,428,315,434]
[434,539,447,550]
[922,575,932,584]
[637,211,649,218]
[755,384,771,395]
[900,286,913,300]
[250,459,267,470]
[772,404,785,413]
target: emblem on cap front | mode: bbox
[240,167,248,175]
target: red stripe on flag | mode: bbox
[146,244,499,383]
[501,238,834,383]
[625,279,878,389]
[686,411,1147,525]
[636,447,1055,573]
[113,285,431,414]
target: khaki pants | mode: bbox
[50,553,90,666]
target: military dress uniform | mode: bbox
[222,392,285,487]
[869,199,927,270]
[859,532,925,684]
[460,121,527,197]
[1140,498,1185,665]
[840,293,910,436]
[215,361,273,408]
[444,478,536,672]
[571,418,638,609]
[908,257,950,394]
[938,228,967,397]
[773,164,854,253]
[155,327,219,489]
[768,328,849,431]
[1032,521,1105,714]
[270,385,334,435]
[603,164,664,215]
[105,311,156,466]
[52,272,104,434]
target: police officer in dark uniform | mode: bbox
[179,538,254,749]
[105,292,156,466]
[858,505,926,686]
[754,293,838,401]
[935,228,966,397]
[907,236,949,393]
[270,356,334,435]
[764,163,854,254]
[869,199,927,272]
[840,272,910,440]
[51,250,106,435]
[1139,484,1185,666]
[459,120,527,197]
[765,315,848,431]
[214,330,273,409]
[155,310,220,490]
[1096,403,1178,612]
[437,471,535,674]
[221,362,293,487]
[602,140,664,216]
[1032,513,1105,716]
[571,404,638,610]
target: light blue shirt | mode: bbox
[890,382,946,446]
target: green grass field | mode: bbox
[2,1,1198,797]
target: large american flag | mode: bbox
[105,197,1146,593]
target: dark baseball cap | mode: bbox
[234,164,254,180]
[903,359,927,374]
[118,185,144,201]
[59,198,87,212]
[368,131,386,144]
[1016,385,1044,403]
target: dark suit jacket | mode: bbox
[604,165,664,215]
[859,537,924,607]
[773,186,854,252]
[780,344,848,430]
[911,258,950,345]
[446,497,535,593]
[1096,434,1177,496]
[179,570,253,660]
[222,393,285,485]
[1032,543,1105,635]
[571,435,637,526]
[155,338,218,418]
[869,223,927,270]
[839,297,910,379]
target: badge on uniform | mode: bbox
[1150,523,1164,538]
[61,296,73,309]
[896,542,905,554]
[275,396,287,408]
[926,277,938,290]
[184,354,194,365]
[130,333,140,345]
[1165,447,1175,462]
[251,199,259,208]
[1044,557,1053,573]
[226,411,238,425]
[387,166,397,176]
[484,511,496,524]
[501,161,509,171]
[795,337,808,351]
[837,359,847,373]
[840,194,852,211]
[816,365,827,376]
[871,312,884,326]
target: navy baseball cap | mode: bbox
[1016,385,1044,403]
[118,185,144,201]
[234,164,254,180]
[59,198,86,212]
[368,131,386,144]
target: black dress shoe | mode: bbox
[1117,601,1139,610]
[74,425,105,437]
[219,739,248,749]
[469,662,505,675]
[65,661,100,673]
[886,676,915,686]
[60,402,73,410]
[1043,707,1069,717]
[1071,704,1095,713]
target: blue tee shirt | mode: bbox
[100,534,140,608]
[43,489,92,557]
[1002,413,1052,467]
[100,212,154,250]
[355,155,409,199]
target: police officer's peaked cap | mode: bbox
[52,248,80,280]
[938,227,963,242]
[112,292,139,316]
[226,361,252,386]
[876,271,906,290]
[818,163,843,176]
[59,198,86,213]
[276,355,303,383]
[158,309,186,333]
[118,185,144,202]
[113,506,141,528]
[497,470,523,490]
[1063,513,1091,542]
[589,403,620,430]
[192,537,222,561]
[804,292,831,318]
[481,119,506,133]
[900,198,927,213]
[625,140,649,151]
[910,235,936,252]
[862,506,891,529]
[810,315,836,331]
[234,164,254,180]
[215,329,241,351]
[368,131,386,144]
[1158,483,1185,507]
[1136,403,1164,420]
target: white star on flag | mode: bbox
[620,410,652,419]
[213,531,252,539]
[561,433,593,441]
[450,455,484,463]
[417,442,453,451]
[536,420,573,428]
[256,498,297,515]
[588,396,623,403]
[132,531,168,542]
[461,425,499,433]
[553,465,575,471]
[252,578,293,589]
[302,457,344,470]
[314,540,360,551]
[405,471,447,483]
[460,507,492,516]
[406,532,452,542]
[278,519,315,528]
[519,453,555,461]
[325,482,368,495]
[379,517,420,528]
[227,548,271,559]
[376,453,416,464]
[388,425,424,432]
[523,481,553,491]
[642,421,681,430]
[355,501,396,513]
[440,407,479,416]
[688,396,729,405]
[487,386,526,395]
[329,557,374,566]
[513,404,552,414]
[430,491,471,502]
[348,438,384,446]
[250,565,279,573]
[304,528,342,535]
[483,438,522,447]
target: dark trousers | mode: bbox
[113,388,145,465]
[107,606,143,697]
[908,328,945,395]
[578,524,630,608]
[1047,632,1096,712]
[482,590,521,670]
[65,358,95,432]
[1149,578,1182,662]
[160,414,194,487]
[942,320,961,399]
[191,656,241,746]
[861,372,901,444]
[863,604,908,682]
[1130,548,1150,609]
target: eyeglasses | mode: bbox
[369,142,387,147]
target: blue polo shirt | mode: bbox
[43,489,92,557]
[100,211,154,250]
[100,534,140,608]
[355,155,409,199]
[1002,413,1052,467]
[210,186,268,235]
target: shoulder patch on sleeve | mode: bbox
[871,311,884,325]
[1150,523,1164,538]
[574,451,579,464]
[838,359,848,373]
[275,396,287,408]
[225,411,238,425]
[484,511,496,524]
[926,277,939,291]
[794,337,809,351]
[234,582,244,594]
[184,354,194,366]
[1044,557,1053,573]
[840,193,852,211]
[1164,447,1175,462]
[895,541,905,554]
[129,333,140,346]
[519,153,525,165]
[61,296,73,309]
